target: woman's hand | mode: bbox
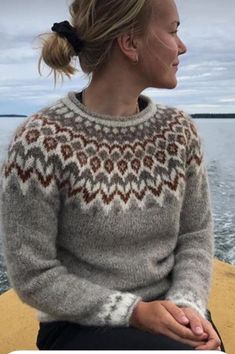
[129,300,209,348]
[179,307,221,350]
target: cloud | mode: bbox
[219,98,235,103]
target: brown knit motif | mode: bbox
[2,108,203,211]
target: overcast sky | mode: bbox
[0,0,234,115]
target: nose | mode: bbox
[177,36,187,55]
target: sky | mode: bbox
[0,0,234,115]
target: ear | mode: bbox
[116,31,139,62]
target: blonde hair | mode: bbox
[37,0,154,86]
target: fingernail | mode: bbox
[181,316,189,323]
[195,326,203,334]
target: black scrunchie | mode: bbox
[51,20,85,54]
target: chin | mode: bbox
[157,83,177,90]
[164,79,178,89]
[170,81,178,89]
[154,77,178,90]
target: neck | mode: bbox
[82,88,140,116]
[81,73,146,117]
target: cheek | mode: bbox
[161,36,178,58]
[149,34,178,63]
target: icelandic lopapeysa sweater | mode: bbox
[0,92,214,326]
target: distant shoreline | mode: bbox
[0,114,235,119]
[0,115,27,118]
[191,114,235,119]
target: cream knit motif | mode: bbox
[0,92,214,326]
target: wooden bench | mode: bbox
[0,259,234,353]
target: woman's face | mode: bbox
[139,0,187,89]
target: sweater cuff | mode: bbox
[165,292,208,319]
[98,293,143,326]
[77,293,143,327]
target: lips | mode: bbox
[173,62,179,66]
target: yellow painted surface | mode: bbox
[208,259,235,354]
[0,258,234,354]
[0,289,38,353]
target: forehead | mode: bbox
[151,0,179,23]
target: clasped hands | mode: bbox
[130,299,222,350]
[176,304,221,350]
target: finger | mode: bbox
[162,301,190,325]
[162,312,208,342]
[196,339,221,351]
[162,326,207,348]
[196,321,221,350]
[182,308,206,336]
[203,319,221,349]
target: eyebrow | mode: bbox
[171,21,180,27]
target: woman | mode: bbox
[0,0,225,351]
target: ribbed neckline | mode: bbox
[61,91,157,127]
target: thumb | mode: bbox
[162,301,190,326]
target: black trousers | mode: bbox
[37,309,225,351]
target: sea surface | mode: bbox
[0,116,235,295]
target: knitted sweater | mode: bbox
[0,92,214,326]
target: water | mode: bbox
[197,119,235,265]
[0,118,26,295]
[0,116,235,295]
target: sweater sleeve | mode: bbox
[0,119,142,326]
[164,114,214,319]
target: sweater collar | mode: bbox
[61,91,157,127]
